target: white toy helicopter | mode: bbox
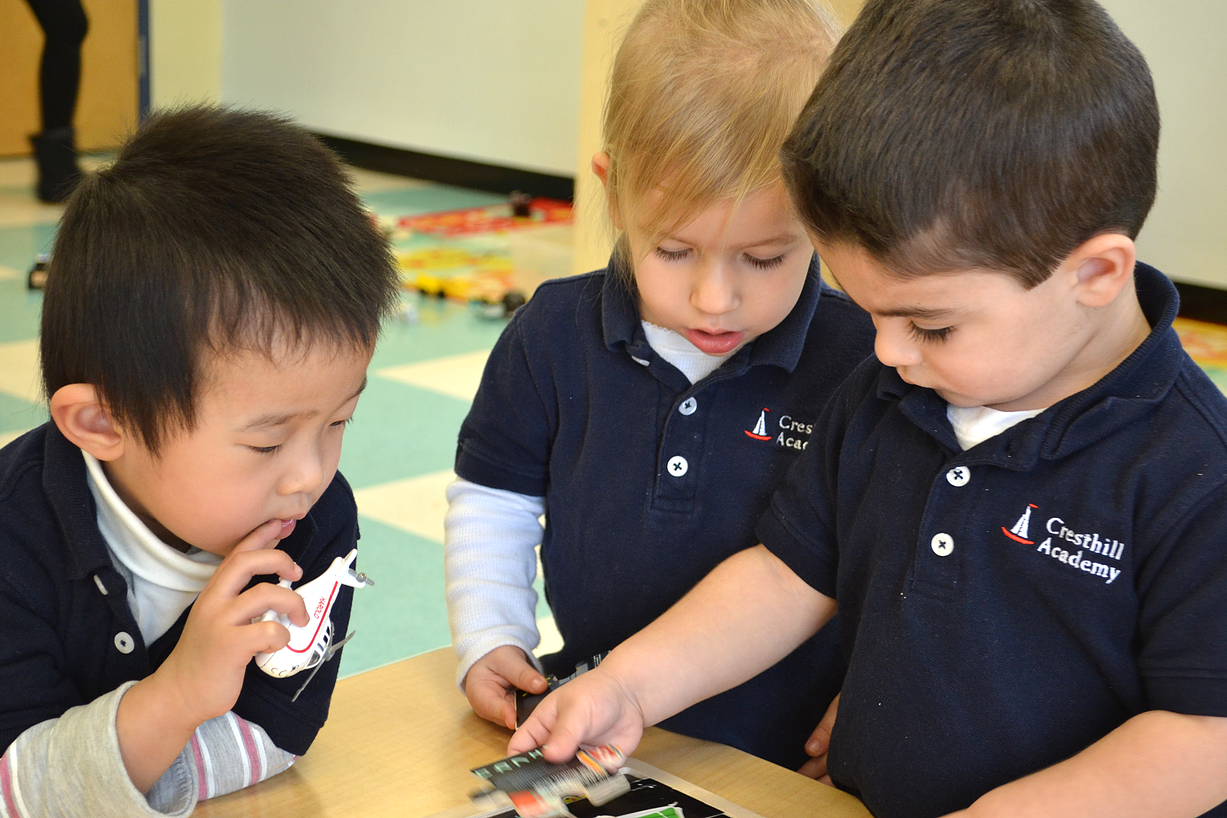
[254,548,372,700]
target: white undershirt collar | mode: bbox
[947,404,1046,451]
[641,321,728,384]
[84,452,222,641]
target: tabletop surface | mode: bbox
[192,648,871,818]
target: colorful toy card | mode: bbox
[471,745,629,818]
[441,758,765,818]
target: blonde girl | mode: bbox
[445,0,874,770]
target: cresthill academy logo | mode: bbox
[743,407,814,450]
[745,408,773,440]
[1002,501,1127,585]
[1003,503,1039,544]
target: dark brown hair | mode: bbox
[41,106,399,453]
[782,0,1160,288]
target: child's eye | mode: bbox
[654,247,689,263]
[908,323,953,343]
[330,417,354,429]
[745,253,786,270]
[250,444,282,455]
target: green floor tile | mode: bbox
[338,519,452,678]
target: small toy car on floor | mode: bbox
[28,253,50,290]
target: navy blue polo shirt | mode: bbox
[759,263,1227,817]
[456,254,875,767]
[0,423,358,756]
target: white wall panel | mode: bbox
[219,1,584,177]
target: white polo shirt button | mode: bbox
[667,456,689,477]
[114,632,135,654]
[946,466,970,487]
[931,533,954,557]
[679,397,698,416]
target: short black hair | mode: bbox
[782,0,1160,287]
[40,106,399,453]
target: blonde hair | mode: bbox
[603,0,841,270]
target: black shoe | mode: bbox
[30,127,82,204]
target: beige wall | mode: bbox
[149,0,221,108]
[571,0,640,274]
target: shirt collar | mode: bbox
[600,251,826,375]
[43,422,114,580]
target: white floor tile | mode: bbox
[352,468,456,544]
[0,339,42,404]
[376,349,490,402]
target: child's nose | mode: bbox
[691,264,739,316]
[281,449,326,497]
[873,320,921,368]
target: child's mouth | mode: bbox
[686,328,745,356]
[277,518,297,537]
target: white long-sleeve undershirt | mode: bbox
[444,478,547,689]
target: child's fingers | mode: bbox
[239,617,295,656]
[804,692,840,758]
[508,699,560,755]
[799,692,839,781]
[467,677,517,727]
[797,754,830,781]
[509,673,646,763]
[206,547,303,601]
[230,518,293,555]
[484,646,548,694]
[235,581,309,628]
[500,699,518,731]
[513,665,547,695]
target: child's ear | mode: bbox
[1069,233,1138,308]
[49,384,126,461]
[591,151,624,230]
[591,152,611,187]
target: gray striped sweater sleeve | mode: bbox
[1,683,295,817]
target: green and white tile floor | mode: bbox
[0,156,561,679]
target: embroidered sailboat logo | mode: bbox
[1002,503,1039,544]
[745,408,772,440]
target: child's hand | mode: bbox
[116,518,307,792]
[156,518,308,726]
[464,645,548,729]
[798,692,840,783]
[507,666,646,763]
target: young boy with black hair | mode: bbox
[509,1,1227,816]
[0,106,399,815]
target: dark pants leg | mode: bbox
[23,0,89,202]
[24,0,89,131]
